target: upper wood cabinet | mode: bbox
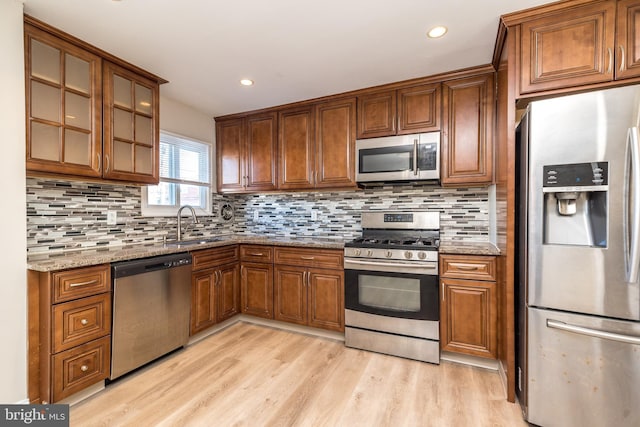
[102,61,159,183]
[216,112,277,193]
[441,73,495,186]
[356,83,441,139]
[277,99,357,190]
[515,0,640,96]
[24,17,164,184]
[25,23,102,178]
[278,106,315,189]
[315,98,357,188]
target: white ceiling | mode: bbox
[22,0,550,118]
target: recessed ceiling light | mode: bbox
[240,79,254,86]
[427,26,448,38]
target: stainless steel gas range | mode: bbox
[344,211,440,364]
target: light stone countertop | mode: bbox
[438,241,501,256]
[27,234,348,272]
[27,235,500,272]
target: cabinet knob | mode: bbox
[80,318,88,326]
[80,365,89,372]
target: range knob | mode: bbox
[404,251,413,259]
[353,249,361,256]
[386,250,393,258]
[417,252,427,260]
[367,250,374,257]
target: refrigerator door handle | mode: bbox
[625,126,640,283]
[547,319,640,346]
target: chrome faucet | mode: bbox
[177,205,199,241]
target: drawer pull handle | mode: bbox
[248,252,264,256]
[301,256,315,260]
[80,365,89,372]
[456,265,480,271]
[69,279,99,287]
[80,318,88,326]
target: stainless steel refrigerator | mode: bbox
[516,85,640,427]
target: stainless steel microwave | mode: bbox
[355,132,440,184]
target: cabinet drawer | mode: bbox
[52,264,110,303]
[192,245,239,271]
[52,293,111,353]
[52,336,110,402]
[274,247,343,269]
[240,245,274,263]
[440,255,496,281]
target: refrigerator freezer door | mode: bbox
[527,307,640,427]
[527,86,640,321]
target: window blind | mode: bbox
[159,133,210,186]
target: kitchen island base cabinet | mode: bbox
[274,248,344,332]
[439,254,497,359]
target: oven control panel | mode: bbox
[344,247,438,263]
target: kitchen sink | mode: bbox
[164,237,225,248]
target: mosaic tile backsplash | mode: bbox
[27,178,490,253]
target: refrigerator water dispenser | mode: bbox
[542,162,608,247]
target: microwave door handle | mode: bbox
[413,139,418,176]
[626,127,640,283]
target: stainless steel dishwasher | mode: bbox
[110,252,192,380]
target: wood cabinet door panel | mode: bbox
[315,98,357,188]
[190,270,217,335]
[274,265,307,326]
[241,263,274,319]
[246,113,277,191]
[616,0,640,79]
[519,2,615,94]
[52,264,110,303]
[357,90,397,138]
[307,268,344,331]
[217,263,240,323]
[51,336,110,402]
[397,83,441,134]
[278,106,315,189]
[440,278,497,359]
[52,293,111,353]
[216,118,245,192]
[442,73,494,185]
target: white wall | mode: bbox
[0,0,27,403]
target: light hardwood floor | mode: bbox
[71,322,527,426]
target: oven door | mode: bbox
[344,259,439,321]
[355,132,440,182]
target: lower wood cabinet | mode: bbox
[28,264,112,403]
[240,262,274,319]
[439,254,497,359]
[274,247,344,332]
[190,246,240,335]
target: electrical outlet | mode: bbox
[311,211,318,221]
[253,211,259,221]
[107,211,117,225]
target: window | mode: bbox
[142,131,212,216]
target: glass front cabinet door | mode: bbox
[103,61,159,183]
[25,24,103,177]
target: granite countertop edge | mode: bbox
[28,236,501,272]
[27,235,347,272]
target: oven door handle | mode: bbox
[345,259,437,270]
